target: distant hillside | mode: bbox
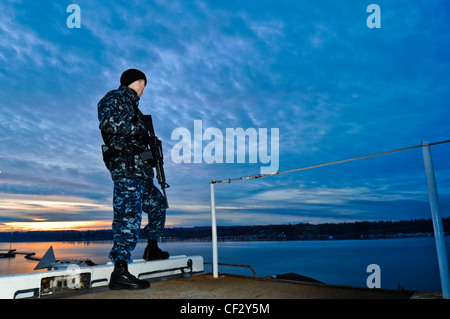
[0,217,448,243]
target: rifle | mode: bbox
[140,114,170,208]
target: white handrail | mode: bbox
[209,139,450,298]
[422,141,450,298]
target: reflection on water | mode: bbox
[0,241,112,275]
[1,237,449,292]
[0,241,213,276]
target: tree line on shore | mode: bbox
[0,217,448,243]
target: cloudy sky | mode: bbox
[0,0,449,231]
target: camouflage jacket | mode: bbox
[98,85,154,181]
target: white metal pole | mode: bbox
[210,181,219,278]
[422,141,450,299]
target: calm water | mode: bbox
[1,237,449,293]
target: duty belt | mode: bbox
[101,144,155,172]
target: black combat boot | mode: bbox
[143,239,169,261]
[109,260,150,290]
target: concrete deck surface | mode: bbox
[60,273,439,299]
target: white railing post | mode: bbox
[209,181,219,278]
[422,141,450,299]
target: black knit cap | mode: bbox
[120,69,147,87]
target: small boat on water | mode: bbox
[0,250,16,258]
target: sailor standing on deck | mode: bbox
[98,69,169,290]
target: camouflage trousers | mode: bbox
[108,178,166,262]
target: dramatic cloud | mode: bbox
[0,0,449,230]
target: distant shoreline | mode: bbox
[0,217,448,243]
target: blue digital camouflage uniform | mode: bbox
[98,85,166,263]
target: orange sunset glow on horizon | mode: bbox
[0,193,115,232]
[0,220,113,232]
[0,192,200,233]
